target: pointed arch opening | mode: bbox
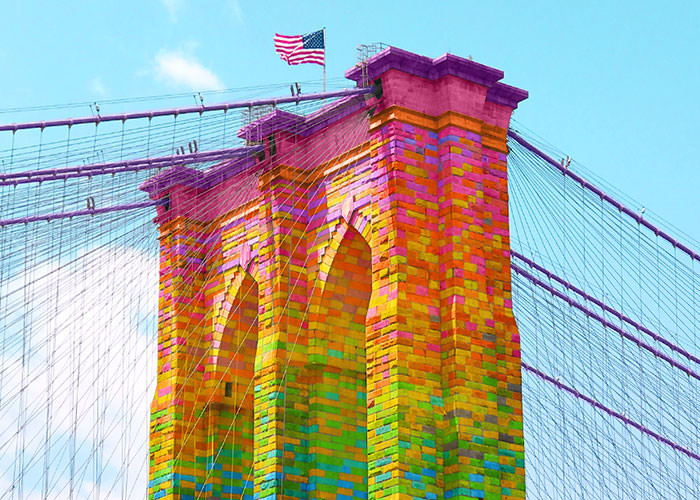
[204,270,258,499]
[308,224,371,500]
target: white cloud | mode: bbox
[89,77,107,97]
[230,0,243,24]
[0,246,158,498]
[160,0,184,21]
[155,50,225,91]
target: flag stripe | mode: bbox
[274,30,325,66]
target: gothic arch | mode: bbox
[201,267,259,499]
[307,197,371,288]
[307,221,372,500]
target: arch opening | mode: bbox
[203,271,259,500]
[308,225,372,500]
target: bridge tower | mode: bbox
[145,47,527,500]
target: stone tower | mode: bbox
[145,46,527,500]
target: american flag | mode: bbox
[274,30,325,66]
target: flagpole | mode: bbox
[322,27,326,92]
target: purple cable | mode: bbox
[0,200,166,227]
[0,88,373,132]
[508,129,700,263]
[511,263,700,382]
[0,146,262,186]
[511,251,700,367]
[522,362,700,462]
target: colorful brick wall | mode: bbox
[145,47,527,500]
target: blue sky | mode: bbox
[1,0,698,242]
[1,2,699,497]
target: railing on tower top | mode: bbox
[355,43,389,87]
